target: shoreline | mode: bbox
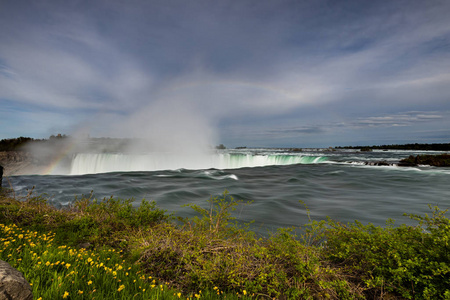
[0,151,47,176]
[1,189,449,299]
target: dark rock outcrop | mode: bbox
[364,161,393,166]
[0,260,33,300]
[399,154,450,167]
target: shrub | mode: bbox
[137,193,363,299]
[323,206,450,299]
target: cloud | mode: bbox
[348,111,444,128]
[0,0,449,146]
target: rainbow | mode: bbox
[42,139,79,175]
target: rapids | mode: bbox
[8,149,450,235]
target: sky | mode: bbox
[0,0,450,148]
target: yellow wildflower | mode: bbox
[118,285,125,292]
[88,280,93,285]
[62,291,69,298]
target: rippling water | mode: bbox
[8,149,450,234]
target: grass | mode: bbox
[1,187,450,299]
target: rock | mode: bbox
[363,161,395,166]
[77,242,92,249]
[399,154,450,167]
[0,260,33,300]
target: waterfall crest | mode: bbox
[69,152,328,175]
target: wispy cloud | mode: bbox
[0,0,449,146]
[348,111,444,128]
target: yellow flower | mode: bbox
[243,290,247,295]
[78,290,83,294]
[62,291,69,298]
[195,294,200,299]
[87,280,93,285]
[177,292,182,298]
[117,285,125,292]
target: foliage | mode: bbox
[180,191,251,238]
[0,137,36,151]
[137,192,363,298]
[0,190,167,249]
[1,188,450,299]
[323,205,450,299]
[0,222,233,300]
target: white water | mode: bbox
[69,152,328,175]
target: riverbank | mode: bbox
[1,188,449,299]
[0,151,47,176]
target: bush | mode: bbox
[323,206,450,299]
[2,189,450,299]
[136,192,363,298]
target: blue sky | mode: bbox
[1,0,449,148]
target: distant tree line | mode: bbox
[0,137,36,151]
[0,135,66,152]
[336,143,450,151]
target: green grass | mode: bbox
[1,187,450,299]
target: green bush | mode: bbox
[3,189,450,299]
[323,206,450,299]
[136,193,363,299]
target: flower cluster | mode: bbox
[0,223,178,299]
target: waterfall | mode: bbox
[69,152,328,175]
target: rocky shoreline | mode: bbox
[0,151,47,177]
[398,154,450,167]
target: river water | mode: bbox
[7,149,450,234]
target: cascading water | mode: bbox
[69,152,328,175]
